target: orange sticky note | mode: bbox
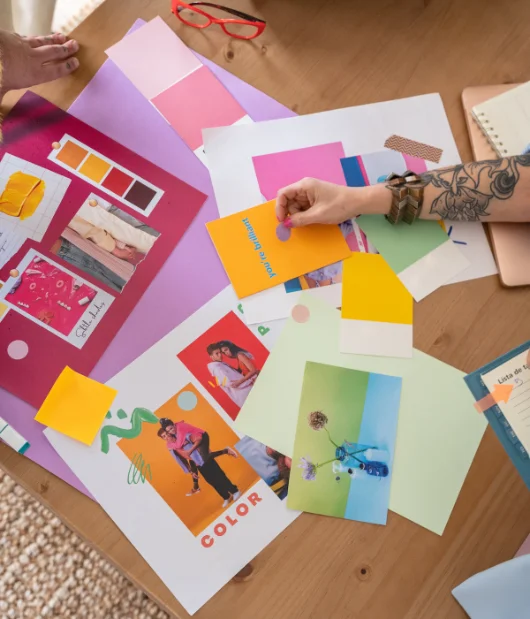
[35,366,117,445]
[207,200,351,298]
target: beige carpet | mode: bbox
[0,468,169,619]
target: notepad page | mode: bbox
[481,349,530,453]
[472,81,530,156]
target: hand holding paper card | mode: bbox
[35,366,117,445]
[289,361,401,525]
[206,200,351,298]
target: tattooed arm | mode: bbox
[420,155,530,222]
[275,156,530,227]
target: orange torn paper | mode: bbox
[35,366,117,445]
[206,200,351,298]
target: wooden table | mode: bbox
[2,0,530,617]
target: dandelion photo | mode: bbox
[288,361,402,525]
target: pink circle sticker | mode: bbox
[276,223,291,242]
[291,304,310,323]
[7,340,29,360]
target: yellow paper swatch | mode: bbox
[35,366,117,445]
[341,253,413,324]
[207,200,351,298]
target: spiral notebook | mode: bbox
[463,84,530,287]
[471,81,530,156]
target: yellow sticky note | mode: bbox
[35,366,117,445]
[341,253,413,324]
[207,200,351,298]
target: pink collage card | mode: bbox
[0,93,206,408]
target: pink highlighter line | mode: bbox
[357,155,370,186]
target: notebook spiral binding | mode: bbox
[472,110,509,156]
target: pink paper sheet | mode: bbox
[107,17,248,152]
[252,142,346,200]
[0,19,294,496]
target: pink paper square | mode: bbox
[106,17,202,100]
[252,143,347,200]
[151,65,246,151]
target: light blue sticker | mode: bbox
[177,391,198,411]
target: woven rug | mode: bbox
[0,468,169,619]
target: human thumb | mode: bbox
[286,210,317,228]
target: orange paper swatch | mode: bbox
[207,201,351,298]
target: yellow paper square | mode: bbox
[35,366,117,445]
[341,253,413,324]
[207,200,351,298]
[79,154,111,183]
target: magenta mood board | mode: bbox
[0,20,295,496]
[0,93,206,409]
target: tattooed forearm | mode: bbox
[420,155,530,221]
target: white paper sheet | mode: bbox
[46,287,296,615]
[339,319,413,358]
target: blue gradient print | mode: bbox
[344,373,402,524]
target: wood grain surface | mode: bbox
[2,1,530,617]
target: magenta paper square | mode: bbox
[252,142,347,200]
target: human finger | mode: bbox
[39,57,80,83]
[34,38,79,63]
[275,181,310,221]
[26,33,67,48]
[285,208,320,229]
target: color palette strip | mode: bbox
[340,253,413,358]
[106,17,250,163]
[48,134,163,216]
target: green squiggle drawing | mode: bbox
[100,407,158,454]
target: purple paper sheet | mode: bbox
[0,19,294,495]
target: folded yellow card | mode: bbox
[207,201,351,298]
[35,366,117,445]
[341,253,413,324]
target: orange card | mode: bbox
[207,200,351,298]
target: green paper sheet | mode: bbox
[235,294,487,535]
[357,215,448,274]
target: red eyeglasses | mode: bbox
[172,1,266,40]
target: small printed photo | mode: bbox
[51,194,160,293]
[118,384,260,537]
[177,311,269,420]
[284,220,371,294]
[0,153,70,268]
[289,362,402,525]
[235,435,291,500]
[5,254,98,337]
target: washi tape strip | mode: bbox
[473,383,513,413]
[384,135,443,163]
